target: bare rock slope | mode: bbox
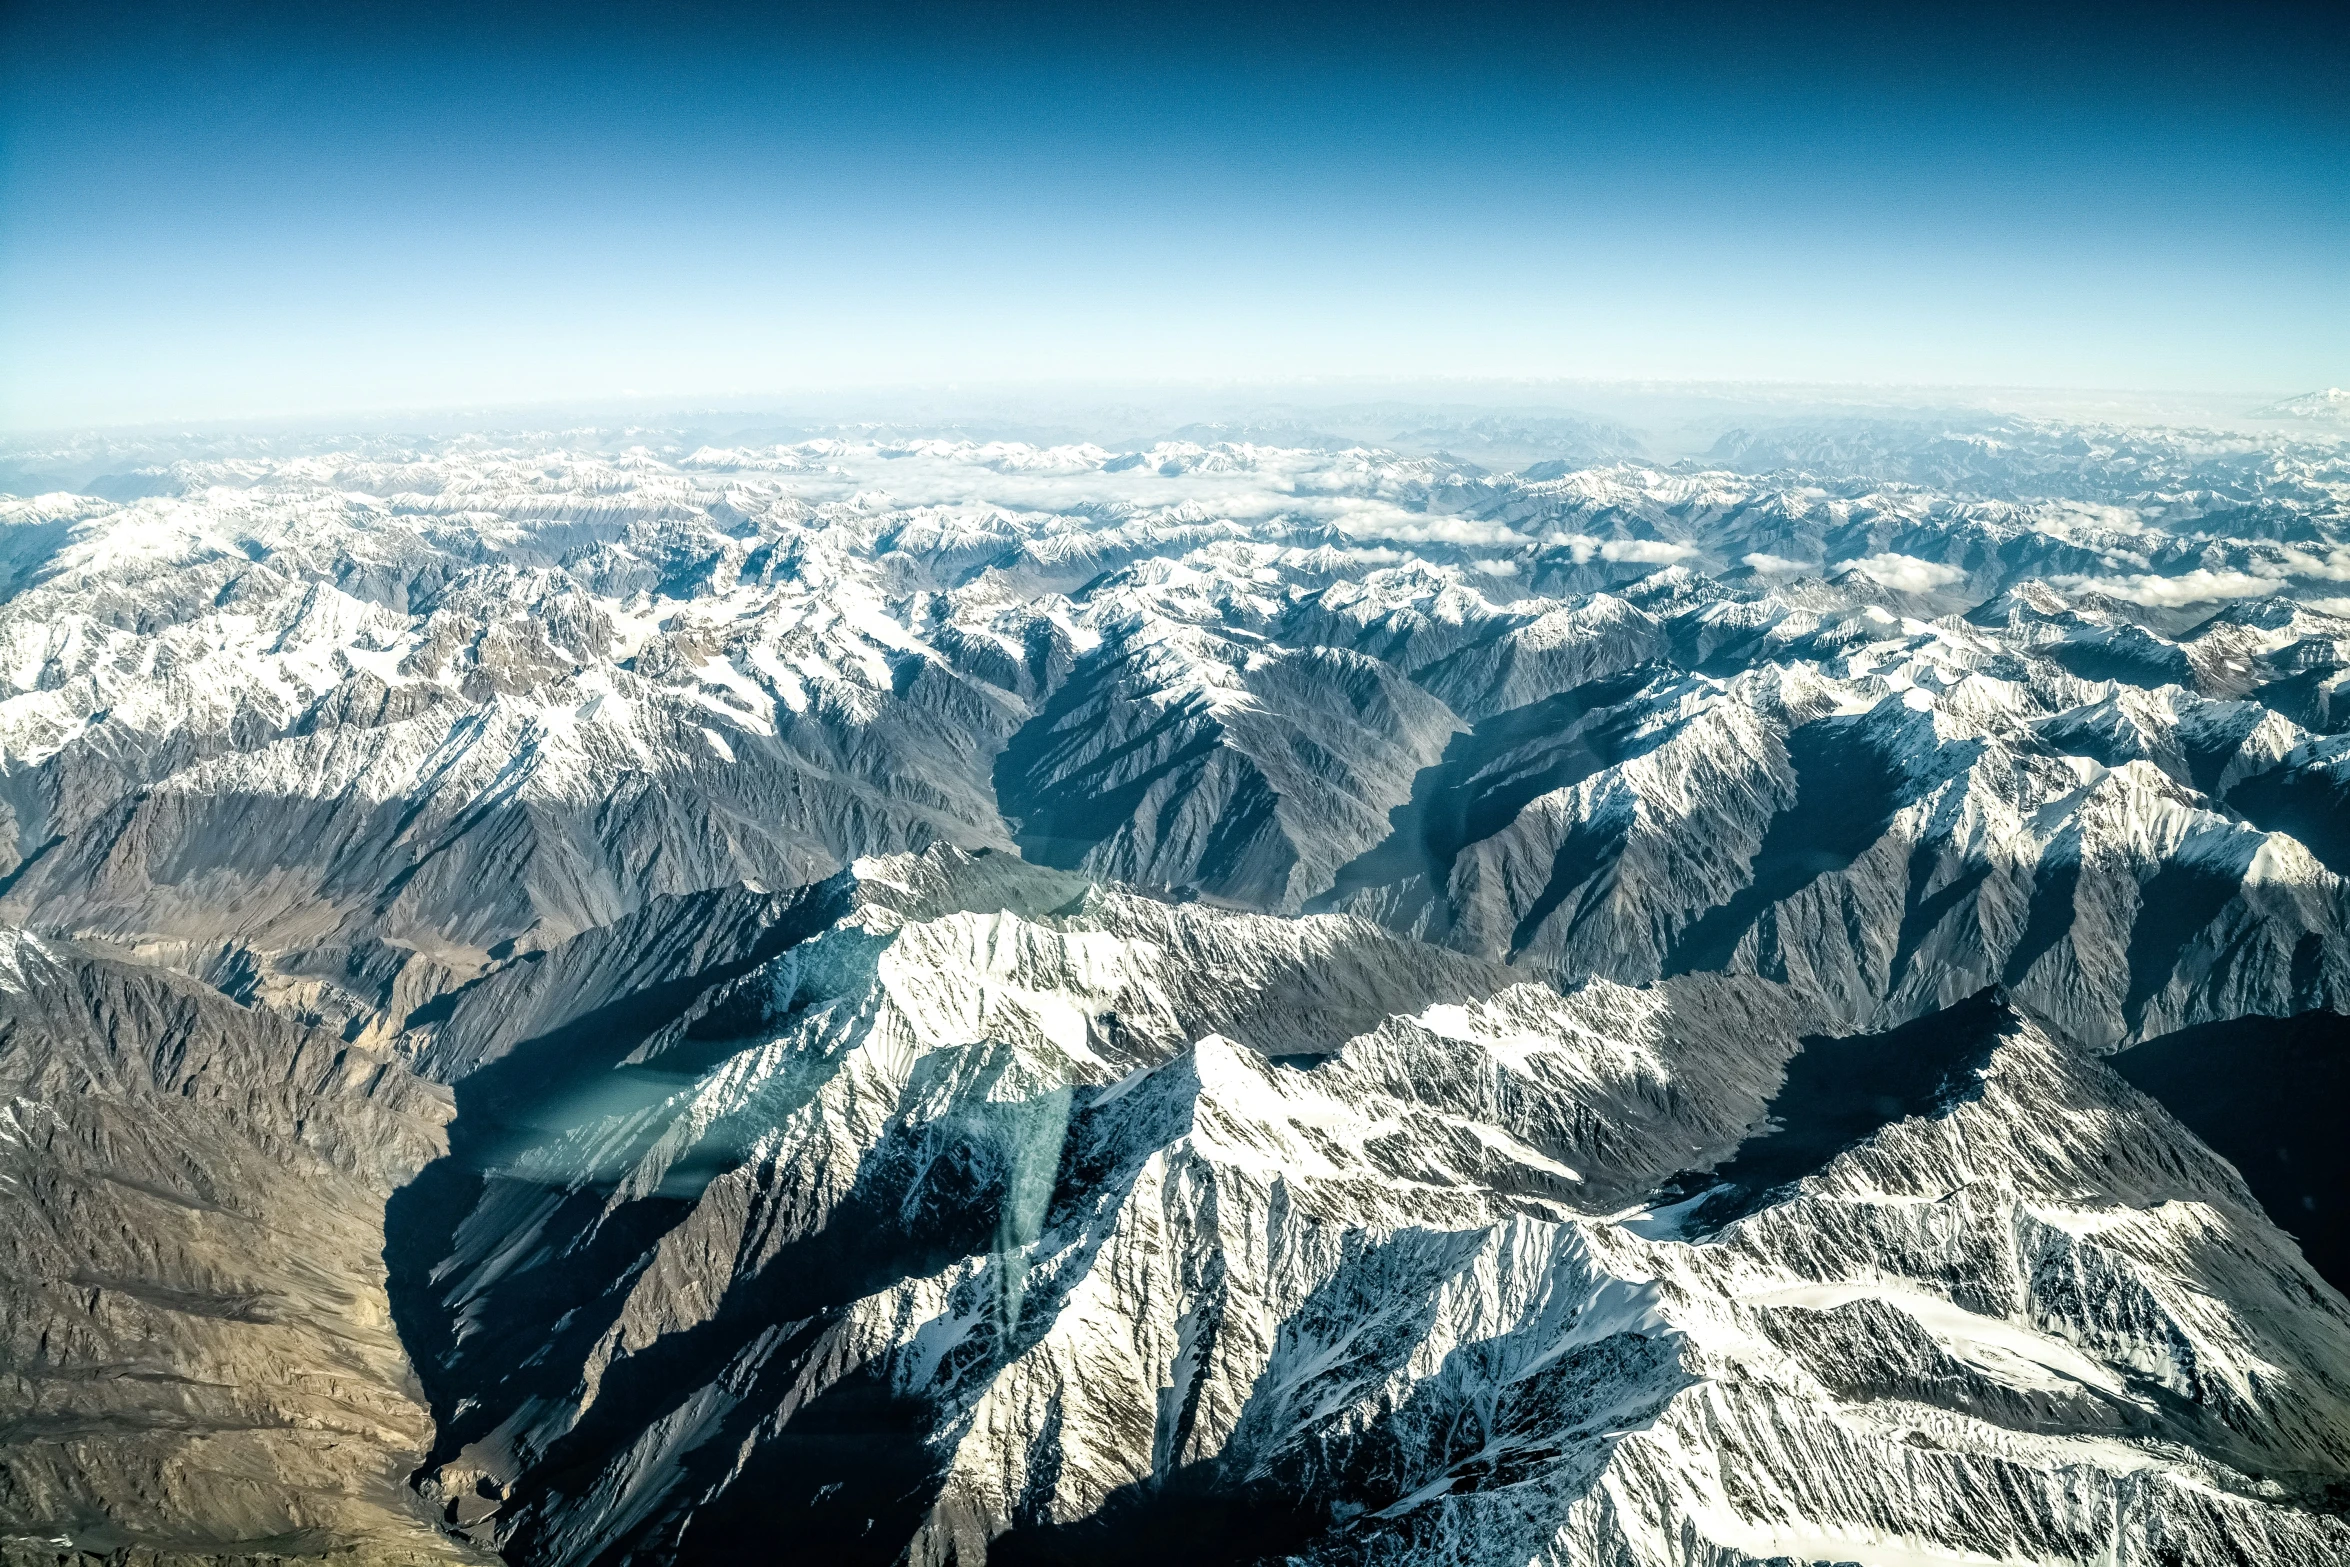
[0,415,2348,1563]
[385,849,2350,1566]
[0,932,481,1564]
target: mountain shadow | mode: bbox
[1673,989,2013,1233]
[1661,717,1912,977]
[2115,1008,2350,1294]
[1313,665,1660,910]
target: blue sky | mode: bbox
[4,0,2344,427]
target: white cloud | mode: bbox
[2074,568,2284,607]
[1842,553,1966,593]
[731,440,1533,547]
[1300,544,1407,566]
[1599,539,1696,564]
[1546,532,1694,566]
[1327,507,1529,547]
[1472,558,1520,577]
[2273,546,2350,582]
[2067,548,2350,607]
[1742,552,1809,574]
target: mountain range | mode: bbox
[0,408,2347,1565]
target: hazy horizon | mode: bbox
[7,0,2345,429]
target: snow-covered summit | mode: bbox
[2,416,2349,1563]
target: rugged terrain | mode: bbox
[0,407,2346,1563]
[0,933,475,1564]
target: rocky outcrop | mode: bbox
[0,428,2343,1043]
[2,418,2348,1562]
[380,850,2350,1565]
[0,933,480,1563]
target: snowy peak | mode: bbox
[2,412,2349,1564]
[2261,388,2350,422]
[377,856,2350,1566]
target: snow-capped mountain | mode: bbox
[382,847,2350,1566]
[2259,390,2350,424]
[1,413,2347,1564]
